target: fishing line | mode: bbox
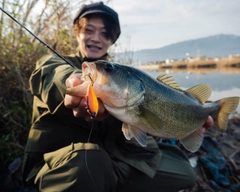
[85,121,98,192]
[0,7,76,68]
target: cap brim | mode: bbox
[79,10,113,20]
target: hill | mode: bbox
[116,34,240,64]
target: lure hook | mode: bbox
[84,73,94,85]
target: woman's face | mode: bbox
[77,16,112,59]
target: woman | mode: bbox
[22,2,213,192]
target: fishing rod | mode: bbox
[0,7,75,68]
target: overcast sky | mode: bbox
[102,0,240,52]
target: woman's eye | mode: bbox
[101,32,107,37]
[85,28,93,33]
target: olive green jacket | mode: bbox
[25,52,162,178]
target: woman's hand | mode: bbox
[200,116,214,132]
[64,73,109,121]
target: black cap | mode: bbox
[73,2,120,43]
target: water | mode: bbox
[144,70,240,114]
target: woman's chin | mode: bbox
[86,53,102,59]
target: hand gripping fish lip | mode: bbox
[82,62,99,119]
[84,73,94,85]
[82,62,95,82]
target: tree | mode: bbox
[0,0,88,174]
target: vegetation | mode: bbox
[0,0,90,172]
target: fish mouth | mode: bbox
[82,62,97,83]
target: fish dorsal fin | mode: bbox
[186,84,211,103]
[157,73,182,90]
[122,123,148,147]
[179,128,204,152]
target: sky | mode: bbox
[30,0,240,52]
[98,0,240,52]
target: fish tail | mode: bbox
[86,83,99,118]
[214,97,239,131]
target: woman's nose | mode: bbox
[91,32,100,42]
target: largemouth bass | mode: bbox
[66,60,239,152]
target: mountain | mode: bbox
[116,34,240,64]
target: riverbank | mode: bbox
[183,113,240,192]
[136,54,240,74]
[1,114,239,191]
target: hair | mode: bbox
[73,13,120,43]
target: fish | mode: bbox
[66,60,240,152]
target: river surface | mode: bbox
[144,69,240,114]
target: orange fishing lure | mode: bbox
[86,83,99,118]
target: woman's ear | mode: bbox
[76,34,81,43]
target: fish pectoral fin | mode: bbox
[122,123,148,147]
[179,129,204,153]
[142,108,165,133]
[186,84,211,103]
[122,123,133,140]
[157,73,182,91]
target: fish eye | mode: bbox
[104,63,114,72]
